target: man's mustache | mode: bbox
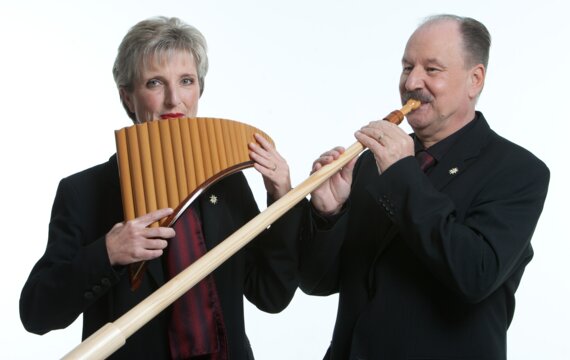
[402,91,433,104]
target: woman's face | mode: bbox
[120,50,200,123]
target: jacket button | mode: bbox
[84,291,94,300]
[101,278,111,287]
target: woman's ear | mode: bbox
[119,87,135,113]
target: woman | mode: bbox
[20,16,301,359]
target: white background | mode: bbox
[1,0,568,359]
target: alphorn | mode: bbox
[62,99,421,360]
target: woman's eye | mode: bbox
[181,77,195,86]
[146,79,161,88]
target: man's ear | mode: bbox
[468,64,485,99]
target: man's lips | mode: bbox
[160,113,185,119]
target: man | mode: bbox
[299,14,550,359]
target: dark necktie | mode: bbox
[166,205,228,360]
[416,149,436,173]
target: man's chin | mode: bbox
[406,112,432,130]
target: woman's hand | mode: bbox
[105,208,175,266]
[249,133,292,200]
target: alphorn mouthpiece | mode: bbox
[383,99,421,125]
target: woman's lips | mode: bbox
[160,113,185,119]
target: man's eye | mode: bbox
[402,66,412,74]
[426,67,440,73]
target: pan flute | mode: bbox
[115,117,274,289]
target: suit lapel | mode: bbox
[428,114,492,191]
[145,258,165,286]
[198,189,232,251]
[144,188,227,288]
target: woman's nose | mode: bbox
[164,85,181,107]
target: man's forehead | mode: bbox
[416,19,459,35]
[402,21,462,59]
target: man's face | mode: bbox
[399,20,479,143]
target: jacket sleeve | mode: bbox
[236,175,306,313]
[370,152,550,303]
[298,204,349,296]
[298,154,370,297]
[19,178,121,334]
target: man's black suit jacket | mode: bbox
[21,155,302,359]
[300,113,550,360]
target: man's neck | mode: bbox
[416,109,476,148]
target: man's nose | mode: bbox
[403,67,425,91]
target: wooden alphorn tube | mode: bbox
[62,99,421,360]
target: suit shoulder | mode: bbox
[60,155,118,187]
[487,130,549,176]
